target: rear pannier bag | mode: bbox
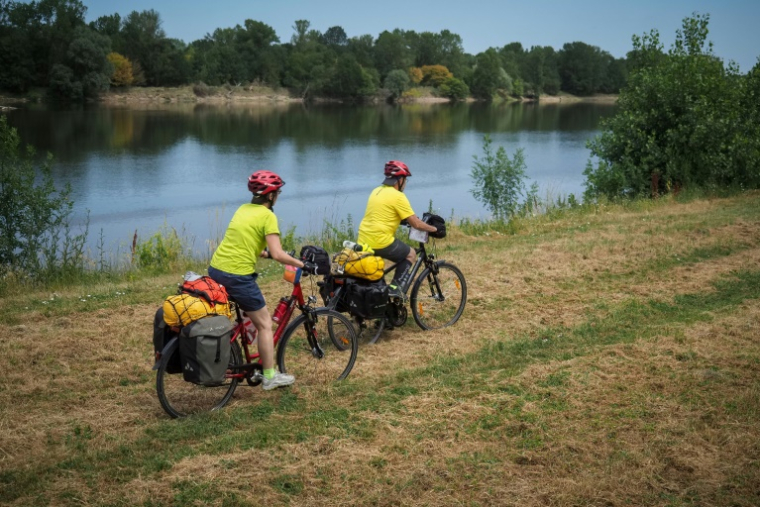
[153,307,180,373]
[346,281,389,320]
[179,315,233,386]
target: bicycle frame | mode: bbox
[225,271,313,381]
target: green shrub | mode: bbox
[584,13,760,200]
[470,135,527,220]
[0,116,88,290]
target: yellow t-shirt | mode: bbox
[210,204,280,275]
[357,185,415,249]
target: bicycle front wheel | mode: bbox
[156,337,242,418]
[410,261,467,330]
[277,309,358,383]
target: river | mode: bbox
[4,100,616,257]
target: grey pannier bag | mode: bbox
[179,315,233,386]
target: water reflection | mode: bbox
[5,101,616,253]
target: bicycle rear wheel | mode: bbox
[410,261,467,330]
[277,308,358,383]
[156,337,242,418]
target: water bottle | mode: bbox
[242,316,258,345]
[272,297,290,324]
[342,240,362,251]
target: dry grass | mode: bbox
[1,192,759,506]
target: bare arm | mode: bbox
[405,214,438,233]
[265,234,304,268]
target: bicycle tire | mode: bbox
[156,337,242,418]
[277,308,358,383]
[410,261,467,330]
[329,314,385,345]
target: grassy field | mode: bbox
[1,192,759,506]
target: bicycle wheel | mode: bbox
[277,308,358,383]
[410,261,467,330]
[156,337,242,418]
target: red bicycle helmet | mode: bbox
[384,160,412,178]
[248,170,285,195]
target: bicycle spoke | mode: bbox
[411,262,467,330]
[277,309,358,383]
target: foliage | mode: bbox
[132,225,184,271]
[48,26,113,100]
[408,67,423,84]
[469,48,503,100]
[107,52,134,87]
[438,77,469,101]
[470,134,527,219]
[384,69,410,99]
[0,115,85,288]
[419,64,453,87]
[584,13,760,200]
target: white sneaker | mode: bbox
[262,372,295,390]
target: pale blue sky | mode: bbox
[84,0,760,72]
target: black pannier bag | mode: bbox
[346,281,389,320]
[179,315,233,386]
[423,212,446,239]
[300,245,331,275]
[319,274,350,313]
[153,307,180,373]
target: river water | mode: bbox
[5,100,616,256]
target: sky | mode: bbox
[83,0,760,72]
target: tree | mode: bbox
[470,48,503,100]
[439,77,469,101]
[323,25,347,47]
[374,30,413,78]
[584,13,760,199]
[420,64,452,87]
[108,52,134,86]
[0,116,73,277]
[471,135,527,219]
[384,69,410,100]
[558,41,609,95]
[49,26,113,100]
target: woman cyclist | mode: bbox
[357,160,438,298]
[208,170,318,390]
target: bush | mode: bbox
[0,116,87,289]
[584,13,760,200]
[384,69,410,100]
[470,135,527,219]
[439,77,470,101]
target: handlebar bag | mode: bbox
[300,245,331,274]
[423,212,447,239]
[179,315,233,386]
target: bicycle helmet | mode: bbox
[384,160,412,178]
[248,170,285,196]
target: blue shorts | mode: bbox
[208,266,266,312]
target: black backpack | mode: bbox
[300,245,331,275]
[179,315,233,386]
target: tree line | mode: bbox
[0,0,629,101]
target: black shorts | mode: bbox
[372,238,411,264]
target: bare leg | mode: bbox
[246,307,274,370]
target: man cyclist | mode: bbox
[208,170,318,390]
[357,160,438,299]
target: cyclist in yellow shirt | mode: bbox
[357,161,438,298]
[209,170,318,390]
